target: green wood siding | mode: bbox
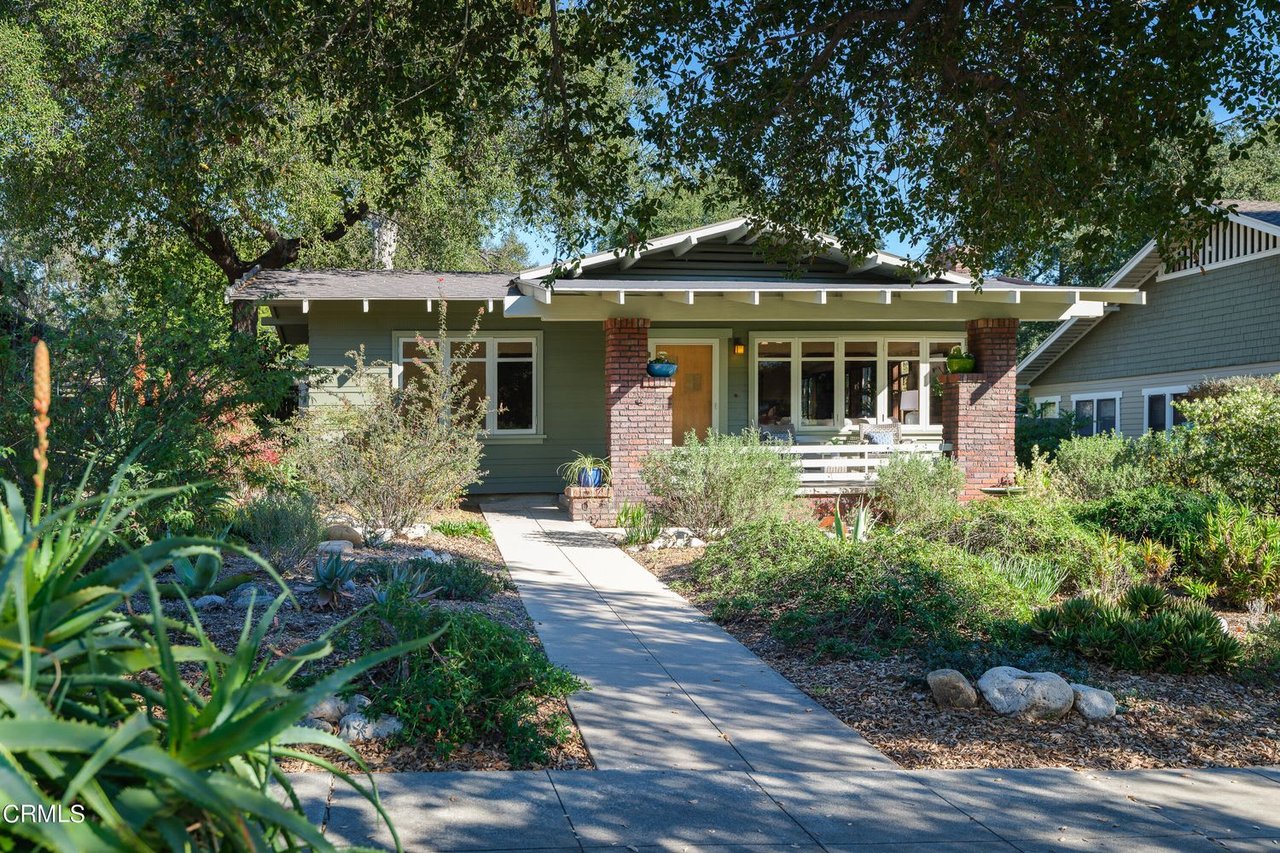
[304,305,968,493]
[1035,254,1280,387]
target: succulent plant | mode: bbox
[313,552,359,609]
[373,563,441,604]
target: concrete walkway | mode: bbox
[479,495,892,772]
[290,497,1280,850]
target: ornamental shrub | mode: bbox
[873,453,964,528]
[1050,433,1154,502]
[288,308,487,534]
[1176,383,1280,511]
[1030,583,1243,674]
[1074,484,1220,556]
[1192,501,1280,606]
[232,489,323,572]
[1014,412,1079,466]
[641,429,800,538]
[354,589,583,767]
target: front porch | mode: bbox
[775,439,951,495]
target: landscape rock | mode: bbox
[228,584,271,609]
[317,540,354,556]
[338,712,403,741]
[308,695,348,724]
[1070,683,1118,721]
[926,669,978,709]
[347,694,372,714]
[977,666,1075,720]
[297,717,335,735]
[322,523,365,548]
[367,529,394,547]
[192,595,226,610]
[403,523,431,540]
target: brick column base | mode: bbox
[604,318,673,506]
[941,318,1018,501]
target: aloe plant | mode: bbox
[313,551,359,609]
[0,341,432,851]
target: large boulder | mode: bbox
[977,666,1075,720]
[1070,683,1117,721]
[317,540,354,556]
[926,669,978,709]
[323,523,365,548]
[308,695,348,724]
[228,584,272,609]
[338,712,403,741]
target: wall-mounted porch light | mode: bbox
[732,337,746,355]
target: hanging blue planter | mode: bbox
[647,361,678,378]
[577,467,605,488]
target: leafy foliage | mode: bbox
[872,454,963,528]
[1176,382,1280,511]
[641,429,799,539]
[1014,412,1079,467]
[1192,501,1280,606]
[0,472,421,851]
[232,490,322,573]
[1075,484,1219,557]
[288,311,486,535]
[432,518,493,541]
[393,557,505,602]
[616,501,662,546]
[688,522,1033,657]
[989,554,1069,606]
[353,588,583,767]
[1031,584,1243,674]
[1049,433,1157,502]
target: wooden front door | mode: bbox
[663,344,714,445]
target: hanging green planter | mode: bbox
[946,345,977,374]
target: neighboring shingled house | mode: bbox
[1020,201,1280,436]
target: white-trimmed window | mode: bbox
[1034,396,1061,418]
[1071,392,1122,437]
[1143,386,1189,433]
[751,334,962,433]
[394,332,540,435]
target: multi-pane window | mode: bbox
[398,334,538,435]
[926,342,955,426]
[1144,388,1189,433]
[1072,393,1120,437]
[753,335,961,432]
[843,341,877,420]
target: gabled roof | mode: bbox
[1019,200,1280,384]
[516,217,973,285]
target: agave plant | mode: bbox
[157,528,254,599]
[373,562,442,604]
[0,341,433,851]
[313,551,359,609]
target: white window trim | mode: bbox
[1142,385,1190,433]
[391,329,544,437]
[648,334,726,434]
[1033,395,1060,417]
[1070,391,1123,435]
[748,332,964,434]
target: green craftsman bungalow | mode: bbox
[228,219,1143,513]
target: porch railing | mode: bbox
[770,442,952,495]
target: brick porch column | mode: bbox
[940,318,1018,501]
[604,318,673,505]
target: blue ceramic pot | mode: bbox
[647,361,678,378]
[577,467,604,488]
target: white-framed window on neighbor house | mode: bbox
[750,334,963,435]
[1070,392,1122,437]
[1143,386,1189,433]
[393,332,541,436]
[1033,396,1060,418]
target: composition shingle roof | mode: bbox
[228,269,516,301]
[1222,199,1280,229]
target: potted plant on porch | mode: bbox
[558,452,612,489]
[945,345,977,374]
[646,351,678,378]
